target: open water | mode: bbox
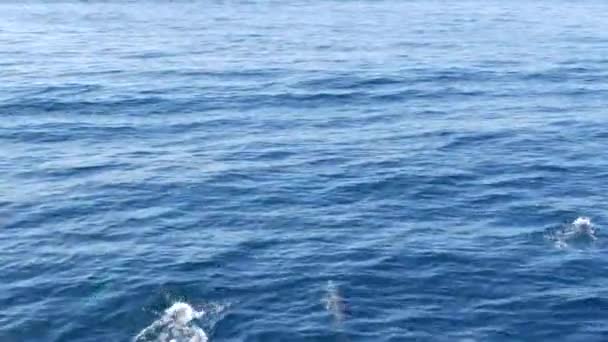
[2,1,608,341]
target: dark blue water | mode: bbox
[2,1,608,341]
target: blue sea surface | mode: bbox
[2,1,608,341]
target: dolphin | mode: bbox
[322,281,349,324]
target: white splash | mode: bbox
[547,216,598,249]
[134,302,207,342]
[573,217,595,233]
[322,281,348,323]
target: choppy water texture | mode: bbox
[2,1,608,341]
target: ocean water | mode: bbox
[2,0,608,341]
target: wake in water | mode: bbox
[545,217,598,249]
[134,301,228,342]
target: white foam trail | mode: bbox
[134,302,207,342]
[547,216,598,248]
